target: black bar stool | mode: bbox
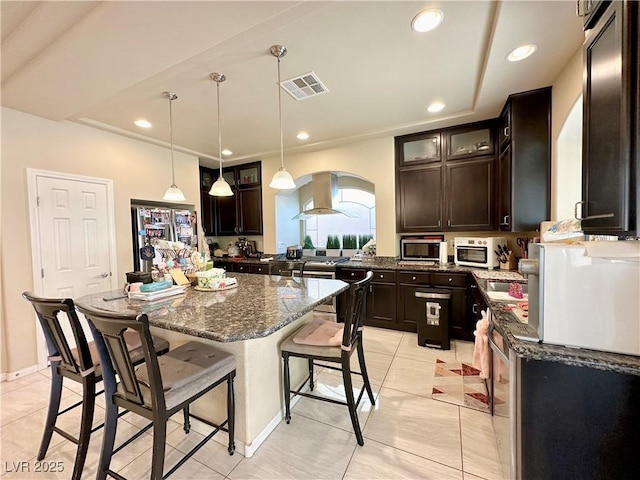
[78,305,236,480]
[21,292,169,480]
[280,271,375,445]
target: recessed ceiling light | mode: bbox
[411,9,444,33]
[221,149,232,156]
[507,44,537,62]
[134,119,152,128]
[427,102,445,113]
[296,131,310,140]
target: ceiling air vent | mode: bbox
[281,71,328,101]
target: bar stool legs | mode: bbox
[227,373,236,455]
[37,361,63,462]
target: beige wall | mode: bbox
[551,47,584,220]
[1,107,200,374]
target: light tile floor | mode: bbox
[0,327,503,479]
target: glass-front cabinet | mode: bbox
[397,132,440,166]
[446,125,494,159]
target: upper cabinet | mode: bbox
[581,0,638,235]
[397,131,441,167]
[199,161,263,236]
[497,87,551,232]
[396,120,496,233]
[579,0,611,30]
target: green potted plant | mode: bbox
[342,234,358,257]
[326,234,341,257]
[302,235,316,257]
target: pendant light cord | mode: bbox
[277,55,284,169]
[217,80,223,177]
[168,93,176,186]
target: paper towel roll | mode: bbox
[439,242,448,264]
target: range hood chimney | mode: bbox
[292,172,358,219]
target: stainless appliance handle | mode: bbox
[415,292,450,300]
[489,335,508,363]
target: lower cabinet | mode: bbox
[338,267,474,340]
[336,269,397,328]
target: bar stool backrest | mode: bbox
[22,292,93,377]
[80,308,163,411]
[341,271,373,351]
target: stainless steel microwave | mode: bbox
[400,236,443,261]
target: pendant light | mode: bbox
[208,73,234,197]
[269,44,296,190]
[162,92,186,202]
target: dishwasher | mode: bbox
[489,321,519,480]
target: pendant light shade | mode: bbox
[162,92,186,202]
[269,45,296,190]
[209,73,234,197]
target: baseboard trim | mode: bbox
[2,364,40,382]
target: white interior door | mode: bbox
[28,170,117,367]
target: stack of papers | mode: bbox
[128,285,186,301]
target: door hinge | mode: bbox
[41,268,44,278]
[37,196,41,207]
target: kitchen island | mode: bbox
[76,273,349,457]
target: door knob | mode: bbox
[99,272,109,278]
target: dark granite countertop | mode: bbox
[76,274,348,343]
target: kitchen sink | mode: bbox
[487,281,528,294]
[486,281,528,302]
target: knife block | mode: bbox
[500,252,518,270]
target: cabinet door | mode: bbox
[237,164,261,188]
[446,125,493,160]
[446,158,494,230]
[238,187,263,234]
[582,0,634,233]
[397,164,443,232]
[215,194,238,235]
[497,144,512,231]
[396,283,429,332]
[200,191,215,236]
[365,282,397,329]
[396,132,441,166]
[448,288,471,341]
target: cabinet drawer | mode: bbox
[337,269,366,282]
[372,270,396,283]
[431,272,468,288]
[251,264,268,275]
[398,271,430,285]
[235,263,251,273]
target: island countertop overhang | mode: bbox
[76,273,349,343]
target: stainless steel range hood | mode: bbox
[292,172,358,220]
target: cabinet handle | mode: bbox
[501,215,510,226]
[574,201,585,220]
[472,304,479,314]
[447,219,451,227]
[437,220,441,228]
[351,272,355,277]
[448,277,452,282]
[369,285,372,293]
[503,127,510,138]
[412,276,416,280]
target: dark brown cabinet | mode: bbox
[199,161,263,236]
[497,87,551,232]
[336,268,397,329]
[396,120,496,233]
[396,164,443,231]
[581,0,638,235]
[446,157,494,231]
